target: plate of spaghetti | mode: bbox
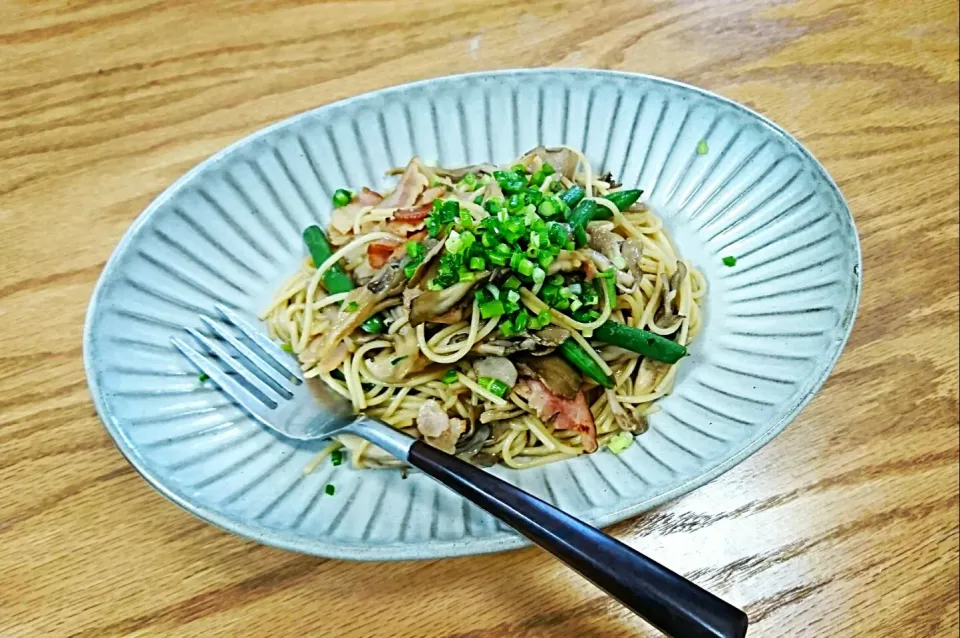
[84,70,861,560]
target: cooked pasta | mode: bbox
[261,146,705,471]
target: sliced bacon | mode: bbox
[329,187,383,235]
[367,240,400,268]
[368,229,429,268]
[379,158,428,209]
[357,186,383,205]
[393,203,432,222]
[583,259,598,282]
[516,379,598,453]
[418,186,447,206]
[385,203,432,236]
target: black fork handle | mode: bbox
[408,441,749,638]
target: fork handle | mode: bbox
[407,440,748,638]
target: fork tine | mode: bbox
[214,304,301,378]
[186,329,283,407]
[171,337,275,423]
[199,315,297,396]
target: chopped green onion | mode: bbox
[332,189,352,207]
[514,309,529,332]
[441,200,460,216]
[697,140,709,155]
[280,343,294,353]
[484,197,504,214]
[517,258,535,277]
[608,431,634,454]
[478,376,510,398]
[360,315,386,334]
[538,198,560,218]
[325,484,336,495]
[469,256,486,271]
[503,276,522,290]
[494,170,526,194]
[198,372,209,382]
[441,369,459,384]
[723,255,737,267]
[524,188,543,206]
[445,230,462,254]
[343,301,359,312]
[458,172,479,190]
[406,241,424,261]
[479,299,506,319]
[506,289,521,304]
[532,267,546,284]
[331,450,344,466]
[403,262,419,279]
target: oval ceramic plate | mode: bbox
[84,70,861,560]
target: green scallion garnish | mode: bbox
[332,189,352,207]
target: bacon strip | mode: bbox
[516,379,598,452]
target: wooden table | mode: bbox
[2,1,957,636]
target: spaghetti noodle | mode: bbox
[261,146,705,471]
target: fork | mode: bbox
[172,304,748,638]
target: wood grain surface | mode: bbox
[1,0,957,636]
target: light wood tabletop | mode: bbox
[2,1,957,636]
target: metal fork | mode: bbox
[172,304,748,638]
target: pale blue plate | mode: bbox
[83,70,861,560]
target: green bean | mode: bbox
[593,321,687,364]
[559,339,614,388]
[567,199,601,247]
[558,185,585,210]
[593,189,644,220]
[302,225,354,294]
